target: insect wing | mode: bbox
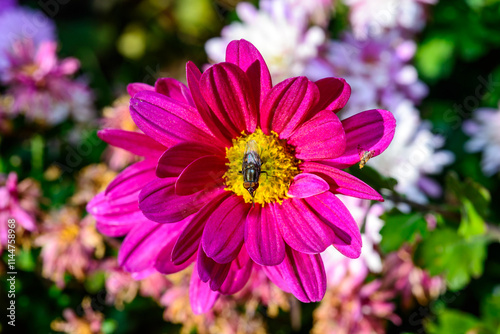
[243,140,262,166]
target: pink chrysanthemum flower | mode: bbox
[0,172,39,253]
[51,297,104,334]
[89,39,395,306]
[1,40,94,124]
[34,210,104,288]
[312,260,400,334]
[382,246,445,309]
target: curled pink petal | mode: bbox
[218,246,253,295]
[260,77,320,138]
[172,192,230,265]
[287,110,346,160]
[200,62,258,136]
[154,78,195,106]
[186,61,233,145]
[301,162,383,201]
[98,129,166,158]
[313,77,351,113]
[130,92,214,147]
[87,192,139,237]
[154,235,195,274]
[226,39,272,110]
[277,246,326,303]
[326,109,396,169]
[305,191,362,259]
[245,204,285,266]
[127,83,154,97]
[139,177,225,224]
[287,173,330,198]
[274,200,336,254]
[156,142,224,178]
[189,263,219,314]
[175,155,227,196]
[118,219,188,273]
[197,246,231,291]
[202,195,248,264]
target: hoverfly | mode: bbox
[358,145,374,169]
[240,140,267,207]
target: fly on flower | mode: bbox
[240,139,267,206]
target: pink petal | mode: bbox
[175,155,227,196]
[287,173,330,198]
[313,77,351,113]
[225,39,272,110]
[273,200,336,254]
[262,265,291,293]
[202,195,248,264]
[305,191,362,259]
[127,83,154,97]
[154,78,195,106]
[186,62,233,145]
[87,192,139,237]
[88,159,157,237]
[197,246,231,291]
[218,246,253,295]
[260,77,319,138]
[10,204,36,231]
[199,62,258,136]
[139,177,225,224]
[130,91,214,147]
[277,246,326,303]
[301,162,383,201]
[105,159,157,198]
[287,110,346,160]
[172,192,230,265]
[118,219,188,273]
[97,129,166,158]
[326,109,396,169]
[156,141,224,178]
[189,263,219,314]
[245,204,285,266]
[154,235,195,274]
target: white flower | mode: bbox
[463,105,500,176]
[205,1,325,83]
[369,100,454,203]
[344,0,438,39]
[322,195,384,285]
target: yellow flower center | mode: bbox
[224,128,300,205]
[61,224,79,243]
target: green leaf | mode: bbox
[482,293,500,332]
[416,37,455,82]
[458,199,486,238]
[380,213,428,254]
[16,248,36,272]
[427,309,480,334]
[416,228,488,290]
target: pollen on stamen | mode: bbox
[223,128,300,205]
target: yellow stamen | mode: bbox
[224,128,300,205]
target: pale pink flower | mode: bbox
[51,297,104,334]
[313,258,400,334]
[382,246,445,309]
[0,172,39,253]
[344,0,438,39]
[463,105,500,176]
[206,2,325,83]
[35,210,104,288]
[2,40,94,125]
